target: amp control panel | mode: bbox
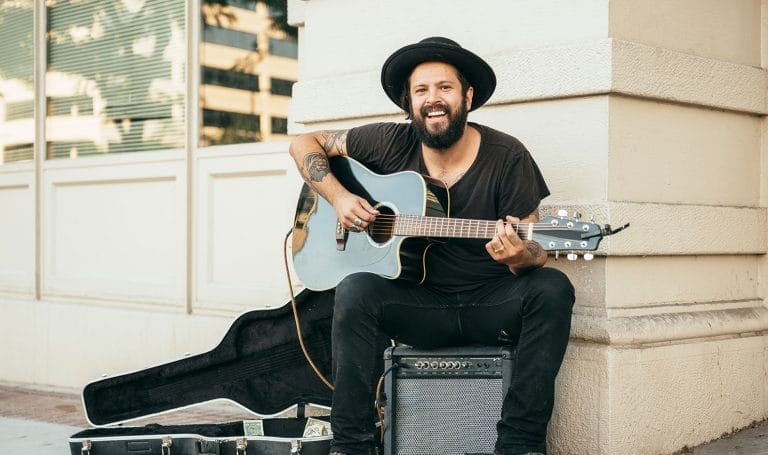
[395,355,506,378]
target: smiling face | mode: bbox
[408,61,473,150]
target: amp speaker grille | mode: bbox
[392,377,504,455]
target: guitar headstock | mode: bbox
[535,210,629,261]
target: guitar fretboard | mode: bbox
[392,215,532,240]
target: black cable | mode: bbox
[375,362,400,443]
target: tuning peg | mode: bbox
[567,252,578,261]
[572,211,582,220]
[583,253,594,261]
[557,209,568,218]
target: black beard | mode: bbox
[411,101,468,150]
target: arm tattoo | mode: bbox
[302,152,330,182]
[525,241,543,258]
[320,130,348,155]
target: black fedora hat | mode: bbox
[380,36,496,112]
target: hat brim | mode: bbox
[381,41,496,112]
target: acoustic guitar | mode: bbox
[292,156,628,291]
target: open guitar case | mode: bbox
[68,289,389,455]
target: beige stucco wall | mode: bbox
[288,0,768,453]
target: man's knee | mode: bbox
[334,272,383,323]
[524,267,575,313]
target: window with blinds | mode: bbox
[46,0,186,159]
[0,2,35,164]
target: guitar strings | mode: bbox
[360,216,583,234]
[365,213,585,228]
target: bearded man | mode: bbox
[289,37,575,455]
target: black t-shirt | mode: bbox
[346,121,550,292]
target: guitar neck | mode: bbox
[393,215,534,240]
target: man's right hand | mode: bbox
[333,192,379,231]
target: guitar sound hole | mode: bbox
[368,205,395,244]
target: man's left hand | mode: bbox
[485,215,547,274]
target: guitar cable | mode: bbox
[283,228,335,391]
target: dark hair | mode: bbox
[399,65,471,120]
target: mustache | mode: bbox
[420,101,450,118]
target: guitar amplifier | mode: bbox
[383,345,514,455]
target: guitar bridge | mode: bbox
[336,220,349,251]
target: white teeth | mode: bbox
[427,111,445,117]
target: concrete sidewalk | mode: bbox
[0,383,266,454]
[1,383,766,454]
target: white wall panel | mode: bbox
[299,0,609,82]
[609,97,762,206]
[610,0,762,66]
[470,96,609,204]
[605,255,761,309]
[195,143,304,312]
[0,169,34,294]
[0,296,234,388]
[607,336,768,454]
[42,156,185,305]
[292,39,768,125]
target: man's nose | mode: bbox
[425,87,440,103]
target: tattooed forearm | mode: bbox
[320,130,348,155]
[302,152,330,182]
[525,240,543,258]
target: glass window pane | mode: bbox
[229,0,258,11]
[268,37,297,59]
[270,78,293,97]
[0,1,35,164]
[46,0,186,160]
[203,26,259,51]
[200,1,297,147]
[270,116,287,135]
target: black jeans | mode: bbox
[329,267,575,455]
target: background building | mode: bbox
[0,0,303,394]
[1,1,767,454]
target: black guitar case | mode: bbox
[70,289,388,454]
[82,289,338,426]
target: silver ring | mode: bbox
[353,217,363,227]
